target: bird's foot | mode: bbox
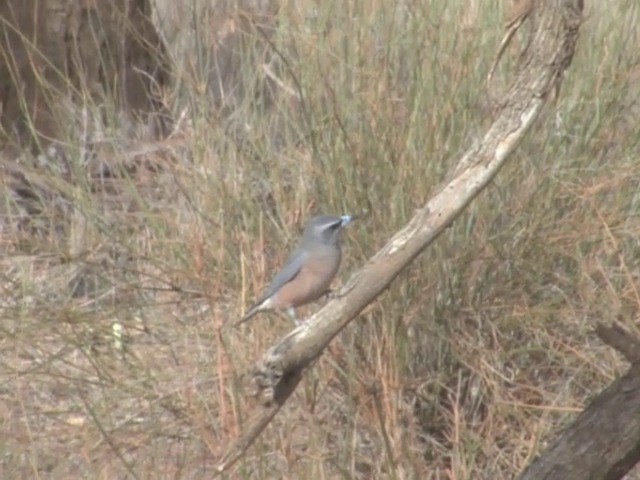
[324,289,336,300]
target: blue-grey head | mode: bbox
[301,214,355,248]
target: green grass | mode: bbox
[2,0,640,478]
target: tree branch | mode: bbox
[595,322,640,364]
[215,0,584,474]
[518,322,640,480]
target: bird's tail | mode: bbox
[233,301,265,327]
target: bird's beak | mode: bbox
[340,215,357,227]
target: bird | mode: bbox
[236,214,356,326]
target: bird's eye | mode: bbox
[329,221,342,230]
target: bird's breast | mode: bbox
[273,249,342,308]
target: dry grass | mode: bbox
[2,0,640,478]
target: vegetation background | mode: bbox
[1,0,639,478]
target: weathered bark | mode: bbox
[0,0,169,149]
[215,0,585,474]
[519,323,640,480]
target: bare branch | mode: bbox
[215,0,584,473]
[515,321,640,479]
[214,370,303,474]
[487,0,535,83]
[596,322,640,365]
[518,364,640,480]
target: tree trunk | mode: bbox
[518,324,640,480]
[0,0,169,149]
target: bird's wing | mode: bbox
[257,247,308,305]
[235,248,309,326]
